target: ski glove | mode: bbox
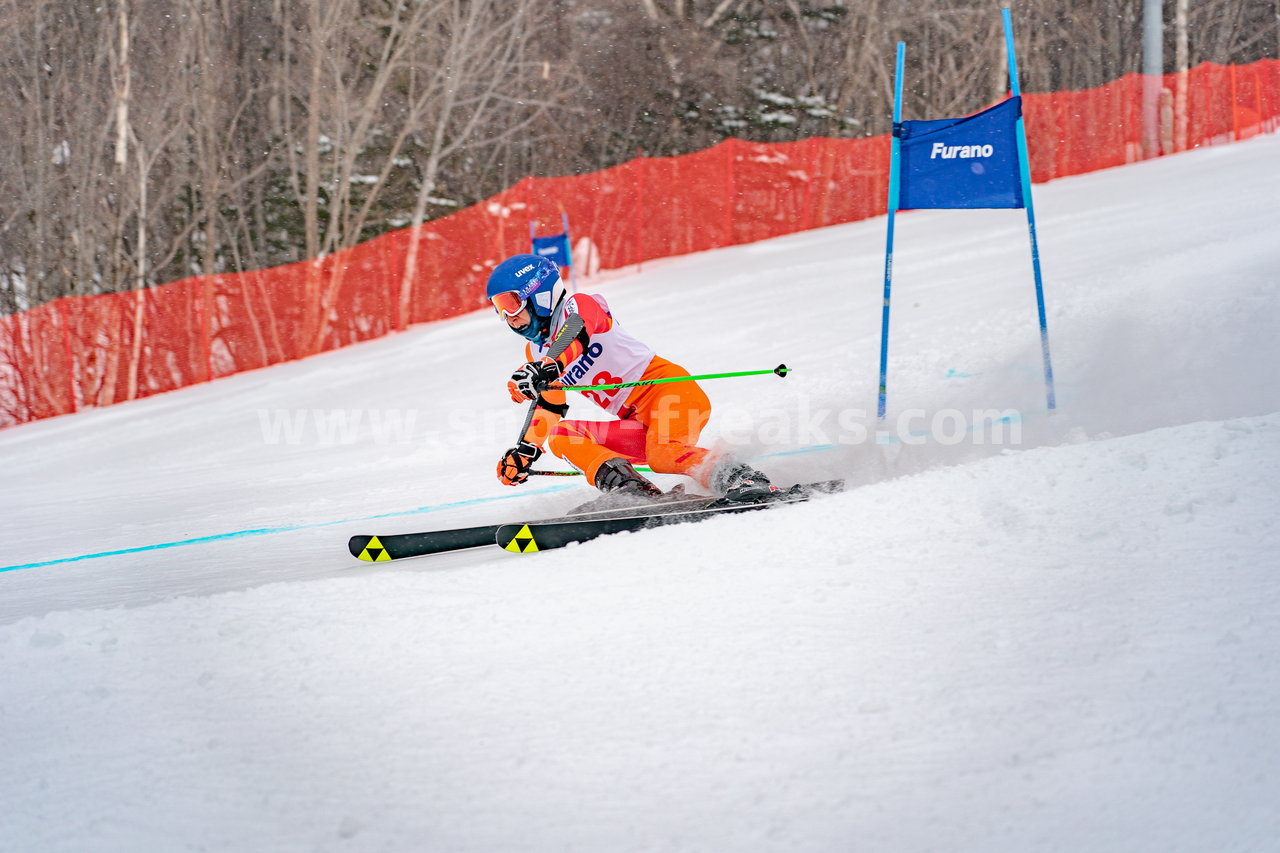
[497,440,543,486]
[508,357,561,403]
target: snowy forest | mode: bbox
[1,0,1276,313]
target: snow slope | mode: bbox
[2,133,1278,852]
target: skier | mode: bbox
[488,253,776,501]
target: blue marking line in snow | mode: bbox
[766,444,839,458]
[1,421,1021,574]
[0,485,576,574]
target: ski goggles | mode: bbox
[490,290,528,319]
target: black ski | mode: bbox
[348,490,717,562]
[494,480,843,553]
[349,526,499,561]
[350,480,844,561]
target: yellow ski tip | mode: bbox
[357,535,392,562]
[503,525,539,553]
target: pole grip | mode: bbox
[512,312,587,445]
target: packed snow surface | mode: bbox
[3,133,1279,852]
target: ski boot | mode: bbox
[594,458,663,498]
[711,461,781,504]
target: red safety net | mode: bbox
[3,59,1278,428]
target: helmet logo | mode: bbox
[513,264,536,278]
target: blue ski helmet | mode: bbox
[486,253,563,345]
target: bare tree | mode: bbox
[394,0,565,327]
[262,0,567,350]
[2,0,1276,320]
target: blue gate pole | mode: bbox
[877,42,906,421]
[561,211,576,290]
[1003,8,1057,411]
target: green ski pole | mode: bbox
[528,364,788,476]
[528,465,656,477]
[551,363,790,392]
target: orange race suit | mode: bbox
[511,292,715,489]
